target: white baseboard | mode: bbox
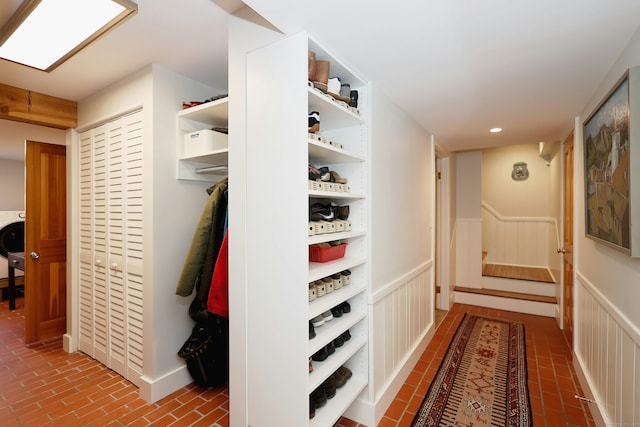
[138,364,193,403]
[572,351,607,427]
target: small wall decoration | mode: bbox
[511,162,529,181]
[583,69,640,256]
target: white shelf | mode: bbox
[308,283,366,320]
[308,190,365,200]
[308,257,366,282]
[307,335,366,392]
[308,230,365,245]
[308,88,363,129]
[176,97,229,182]
[177,97,228,125]
[308,311,366,356]
[310,376,367,427]
[308,138,364,164]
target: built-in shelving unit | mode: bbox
[176,97,229,182]
[306,37,369,427]
[240,32,369,427]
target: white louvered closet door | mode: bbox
[77,110,144,385]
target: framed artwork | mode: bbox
[583,69,640,255]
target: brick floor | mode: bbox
[1,296,593,426]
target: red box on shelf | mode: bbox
[309,243,347,263]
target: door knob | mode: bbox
[30,251,40,259]
[557,248,566,254]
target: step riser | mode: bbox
[481,276,557,297]
[454,291,557,317]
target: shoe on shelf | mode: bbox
[309,357,313,373]
[337,365,353,380]
[315,280,326,297]
[329,170,348,184]
[311,314,325,327]
[331,369,347,388]
[333,334,344,348]
[312,346,329,362]
[313,60,330,93]
[309,396,315,419]
[309,322,316,339]
[336,204,350,220]
[331,305,343,318]
[339,301,351,313]
[326,341,336,355]
[309,163,322,181]
[310,202,334,221]
[340,269,351,285]
[322,376,337,399]
[311,386,327,409]
[308,282,317,302]
[340,83,351,100]
[308,51,317,82]
[341,329,351,341]
[308,111,320,133]
[322,310,333,322]
[349,90,359,108]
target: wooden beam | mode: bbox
[0,83,77,129]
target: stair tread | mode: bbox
[482,263,554,283]
[454,286,557,304]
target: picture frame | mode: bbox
[583,68,640,256]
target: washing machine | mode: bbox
[0,211,25,279]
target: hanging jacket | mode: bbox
[207,229,229,317]
[176,178,228,298]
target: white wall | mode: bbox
[480,143,560,270]
[0,159,24,210]
[368,86,434,425]
[573,26,640,426]
[73,64,223,402]
[455,151,482,287]
[456,151,482,218]
[0,119,66,210]
[482,144,550,217]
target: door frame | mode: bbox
[434,144,451,310]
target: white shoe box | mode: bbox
[183,129,228,157]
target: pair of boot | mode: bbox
[309,51,359,108]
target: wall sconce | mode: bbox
[0,0,137,72]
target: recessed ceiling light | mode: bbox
[489,127,503,133]
[0,0,137,72]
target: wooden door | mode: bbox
[25,141,67,344]
[562,132,575,346]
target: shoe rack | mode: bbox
[307,39,369,427]
[176,96,229,182]
[240,32,369,427]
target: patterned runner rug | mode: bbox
[411,314,531,426]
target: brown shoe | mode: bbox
[308,51,317,81]
[314,60,330,93]
[337,365,352,380]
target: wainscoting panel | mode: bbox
[575,272,640,426]
[482,203,557,268]
[455,218,482,287]
[366,261,434,425]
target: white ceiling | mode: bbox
[2,0,640,157]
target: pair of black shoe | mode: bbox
[330,301,351,319]
[312,341,335,362]
[309,202,350,222]
[311,328,351,362]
